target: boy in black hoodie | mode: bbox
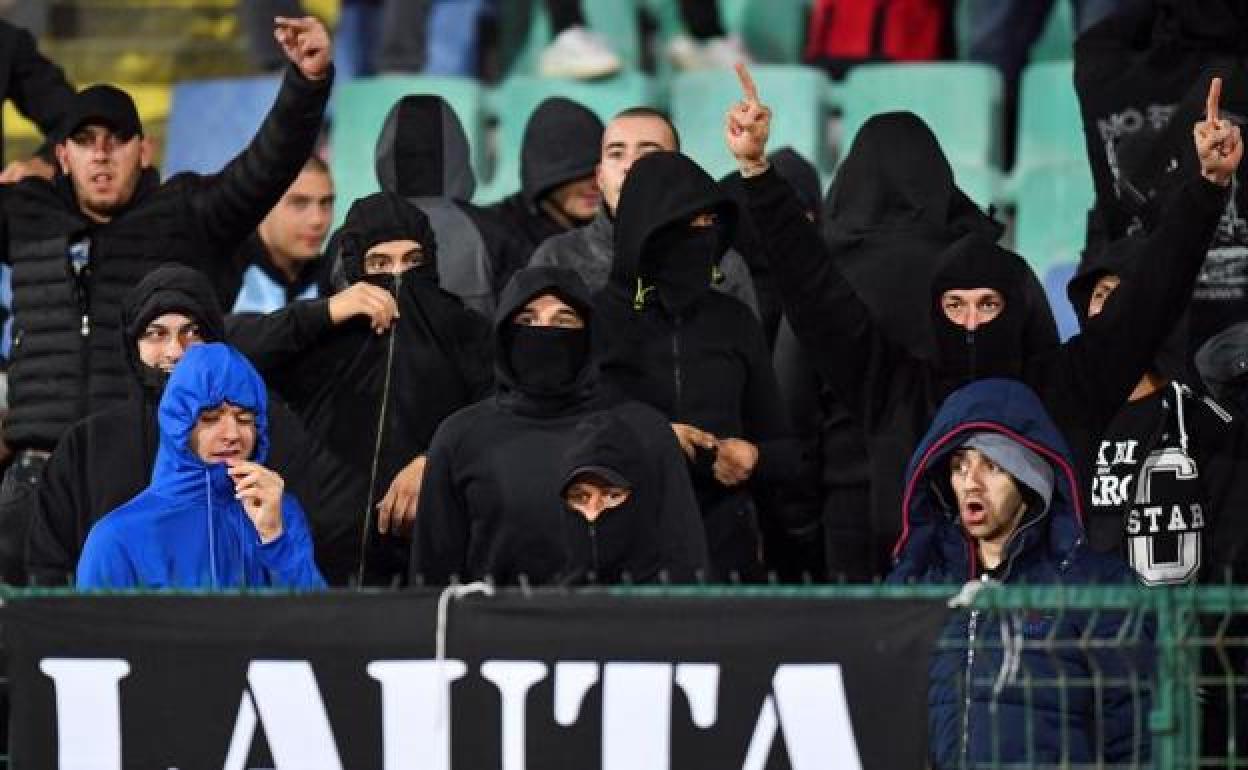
[593,150,796,581]
[731,63,1238,577]
[411,266,708,586]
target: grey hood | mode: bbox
[375,94,476,201]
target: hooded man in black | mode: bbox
[411,266,707,586]
[729,63,1236,579]
[271,192,493,584]
[594,151,796,581]
[486,97,604,258]
[372,94,529,317]
[26,264,365,585]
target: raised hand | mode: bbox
[227,460,286,543]
[724,63,772,175]
[327,281,400,334]
[274,16,332,81]
[1194,77,1243,187]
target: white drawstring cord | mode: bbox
[434,581,495,729]
[1173,381,1191,455]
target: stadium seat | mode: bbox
[720,0,809,64]
[501,0,642,77]
[477,71,656,204]
[837,63,1004,205]
[1042,261,1080,342]
[1013,163,1094,275]
[1013,60,1088,174]
[671,65,827,180]
[164,75,281,175]
[955,0,1074,61]
[329,75,485,226]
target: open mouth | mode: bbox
[209,450,242,462]
[962,501,986,525]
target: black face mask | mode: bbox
[643,225,719,315]
[137,362,171,391]
[507,325,590,394]
[930,293,1024,387]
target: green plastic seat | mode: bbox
[477,72,657,204]
[329,75,485,228]
[501,0,642,78]
[670,64,827,180]
[1014,60,1088,173]
[1012,162,1095,273]
[727,0,808,63]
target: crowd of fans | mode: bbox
[0,0,1245,765]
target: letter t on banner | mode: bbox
[368,660,467,770]
[41,658,131,770]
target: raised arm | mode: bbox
[726,63,921,428]
[0,22,76,183]
[1064,77,1240,431]
[191,16,332,247]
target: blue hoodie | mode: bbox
[890,379,1149,769]
[77,344,325,590]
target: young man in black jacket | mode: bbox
[0,17,333,582]
[25,264,389,586]
[593,150,796,581]
[730,64,1240,578]
[411,266,708,586]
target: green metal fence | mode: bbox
[3,582,1247,768]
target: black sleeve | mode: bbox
[743,167,923,431]
[770,317,825,523]
[27,428,88,586]
[1062,176,1228,433]
[225,298,334,376]
[189,63,332,248]
[266,399,365,587]
[4,23,75,155]
[449,307,494,401]
[735,305,799,484]
[409,425,469,586]
[632,413,710,581]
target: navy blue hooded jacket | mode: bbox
[77,343,325,589]
[890,379,1149,769]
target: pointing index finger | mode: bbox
[1208,76,1223,127]
[736,62,760,105]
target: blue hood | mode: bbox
[891,378,1087,582]
[154,342,269,491]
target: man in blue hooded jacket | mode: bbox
[890,378,1149,768]
[76,343,324,589]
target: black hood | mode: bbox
[335,192,439,284]
[494,266,598,406]
[929,233,1031,385]
[610,151,739,290]
[1066,235,1148,327]
[520,97,603,210]
[120,264,226,385]
[375,94,476,201]
[824,112,991,236]
[1196,319,1248,403]
[1150,0,1248,52]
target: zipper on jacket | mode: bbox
[962,607,980,765]
[671,318,683,416]
[966,330,977,379]
[588,524,600,580]
[72,259,92,420]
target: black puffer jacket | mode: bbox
[1,63,330,451]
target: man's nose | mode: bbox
[963,309,981,332]
[220,416,241,442]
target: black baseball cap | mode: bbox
[56,84,142,143]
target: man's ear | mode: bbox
[53,142,70,175]
[139,136,155,168]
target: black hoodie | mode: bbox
[270,193,493,584]
[373,94,529,317]
[594,152,797,580]
[410,266,707,585]
[745,147,1228,579]
[485,97,604,257]
[26,265,363,586]
[1075,2,1248,352]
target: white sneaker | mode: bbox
[539,25,622,79]
[700,35,754,69]
[666,34,704,71]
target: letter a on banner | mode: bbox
[41,658,130,770]
[741,664,862,770]
[368,660,467,770]
[223,661,344,770]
